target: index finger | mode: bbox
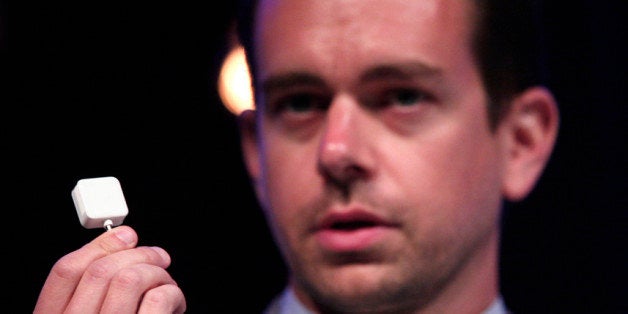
[34,225,138,313]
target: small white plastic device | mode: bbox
[71,176,129,231]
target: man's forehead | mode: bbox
[255,0,476,79]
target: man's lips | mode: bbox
[314,210,396,252]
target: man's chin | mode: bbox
[305,264,398,303]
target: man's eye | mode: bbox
[273,93,328,114]
[285,94,317,112]
[388,89,429,107]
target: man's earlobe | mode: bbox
[501,86,560,201]
[238,109,262,180]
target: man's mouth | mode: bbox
[327,220,379,230]
[315,210,395,252]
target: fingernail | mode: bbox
[113,227,135,244]
[151,246,171,263]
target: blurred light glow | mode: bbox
[218,45,254,115]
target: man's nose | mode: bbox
[317,95,374,185]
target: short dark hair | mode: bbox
[473,0,548,128]
[235,0,548,129]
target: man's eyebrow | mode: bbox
[261,72,326,94]
[260,63,441,94]
[360,62,443,83]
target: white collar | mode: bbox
[266,287,509,314]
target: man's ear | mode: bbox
[500,86,560,201]
[238,109,261,181]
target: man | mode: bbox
[34,0,559,313]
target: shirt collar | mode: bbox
[265,287,509,314]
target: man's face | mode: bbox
[247,0,508,310]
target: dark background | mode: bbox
[5,1,627,313]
